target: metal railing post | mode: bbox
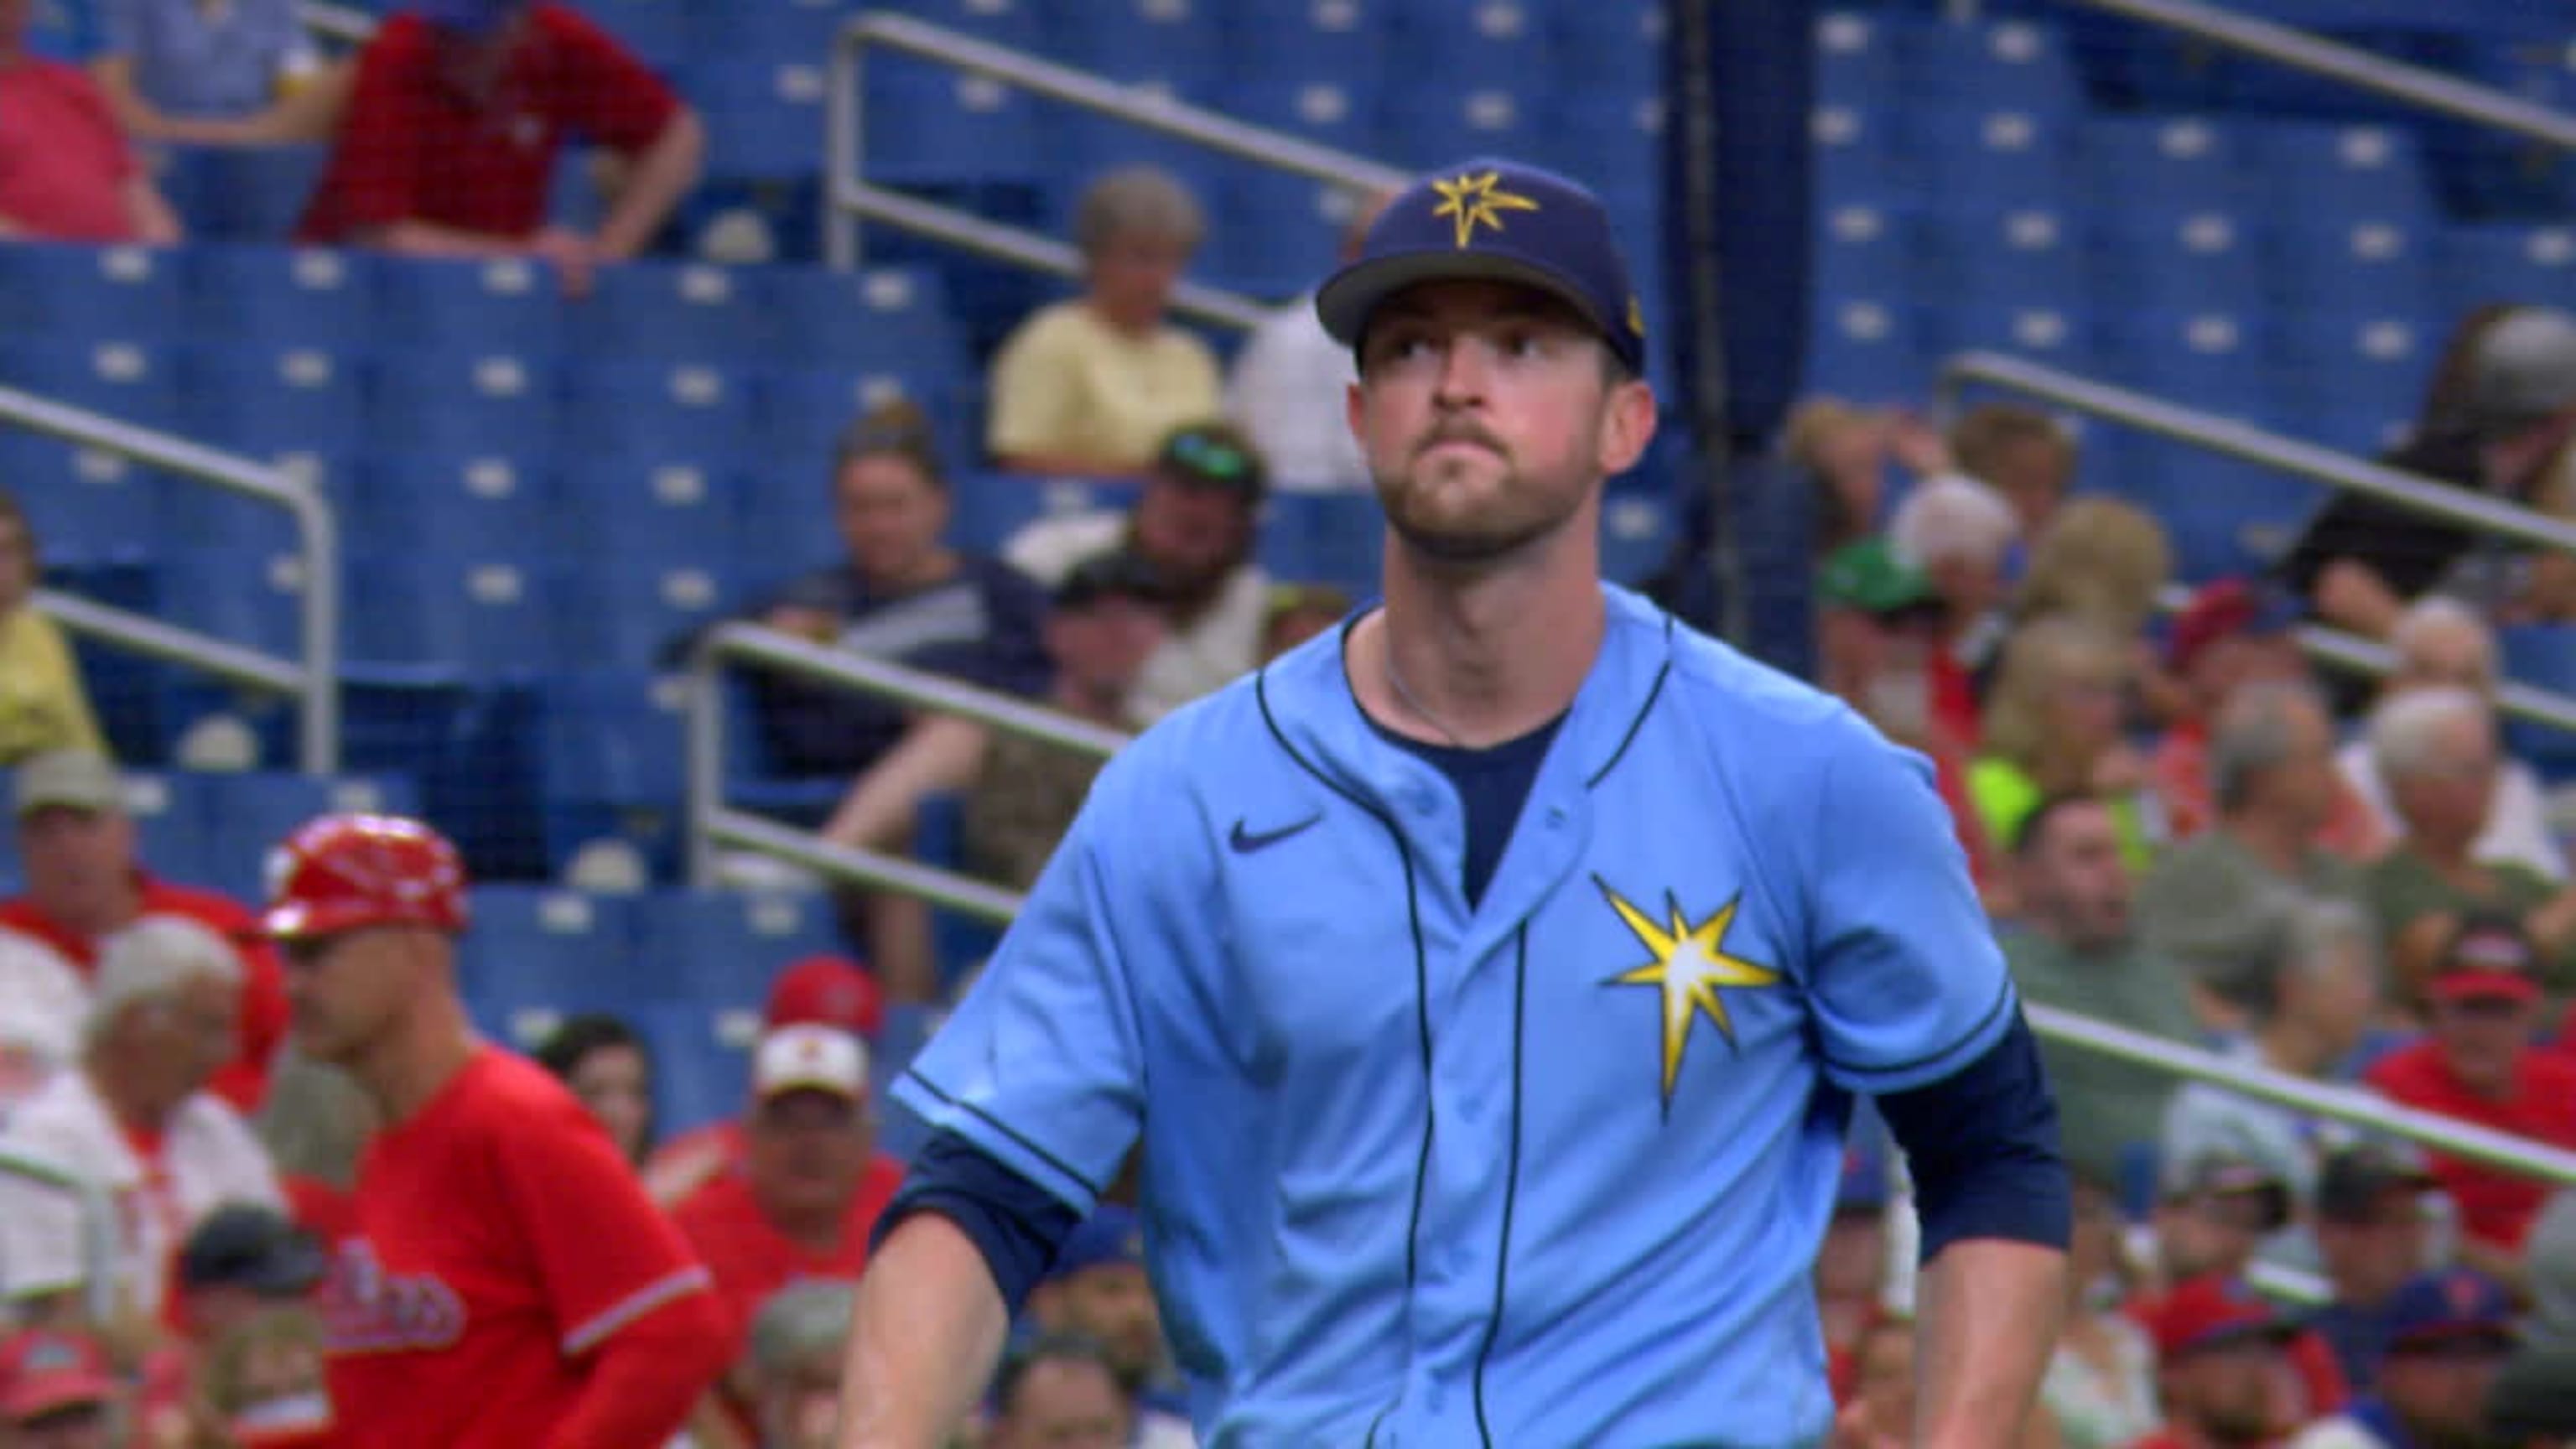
[828,27,863,272]
[684,665,730,891]
[291,480,341,776]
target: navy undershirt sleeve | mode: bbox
[1875,1010,2071,1261]
[871,1130,1083,1314]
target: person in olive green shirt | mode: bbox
[0,491,104,766]
[2002,793,2209,1187]
[2137,680,2371,1025]
[2362,685,2576,1006]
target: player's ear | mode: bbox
[1595,367,1658,478]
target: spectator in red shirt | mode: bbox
[0,0,181,242]
[2365,914,2576,1281]
[644,954,885,1206]
[2133,1275,2298,1449]
[0,750,290,1114]
[670,1024,905,1441]
[294,0,704,294]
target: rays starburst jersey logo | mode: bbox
[1594,877,1782,1113]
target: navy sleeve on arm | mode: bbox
[1875,1010,2071,1261]
[872,1130,1083,1315]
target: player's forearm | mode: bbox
[1910,1239,2066,1449]
[541,1295,734,1449]
[838,1213,1012,1449]
[593,110,705,262]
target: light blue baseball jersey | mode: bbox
[895,585,2018,1447]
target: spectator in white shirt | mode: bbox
[1005,421,1270,726]
[0,916,284,1328]
[0,923,86,1112]
[1223,190,1392,493]
[2340,596,2565,880]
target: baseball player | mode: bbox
[260,813,731,1447]
[840,158,2071,1446]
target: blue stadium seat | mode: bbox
[186,247,380,350]
[2237,121,2433,223]
[353,452,558,565]
[1375,87,1543,174]
[373,257,569,359]
[945,473,1140,557]
[560,557,739,673]
[693,57,828,180]
[23,0,94,60]
[1925,295,2094,375]
[566,261,778,362]
[2433,225,2576,318]
[1921,205,2085,312]
[752,370,911,477]
[0,429,175,564]
[1815,12,1901,109]
[1812,101,1909,210]
[1535,96,1663,205]
[2264,215,2436,318]
[1907,102,2074,210]
[561,361,755,470]
[860,54,1050,185]
[156,548,308,660]
[1260,493,1380,595]
[584,0,688,73]
[2269,312,2437,430]
[345,552,571,680]
[0,338,185,430]
[110,771,215,891]
[158,478,303,563]
[534,671,690,880]
[1814,200,1920,308]
[1387,0,1555,132]
[366,353,562,460]
[0,242,188,341]
[179,345,373,462]
[689,0,841,72]
[153,145,330,242]
[177,772,421,901]
[2500,626,2576,781]
[1897,17,2083,118]
[1551,0,1664,97]
[632,1003,755,1137]
[761,265,966,377]
[555,454,746,572]
[2078,116,2246,220]
[2090,208,2266,317]
[455,887,639,1031]
[630,889,844,1007]
[1206,171,1349,300]
[1043,0,1226,86]
[1805,296,1929,404]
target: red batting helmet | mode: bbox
[260,813,470,941]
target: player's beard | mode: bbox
[1374,425,1587,565]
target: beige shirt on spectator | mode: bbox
[986,301,1223,473]
[0,1067,285,1318]
[1005,512,1269,726]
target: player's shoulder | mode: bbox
[1645,591,1894,770]
[444,1047,595,1138]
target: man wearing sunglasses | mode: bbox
[1004,422,1273,726]
[839,159,2068,1447]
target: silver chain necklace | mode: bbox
[1383,638,1473,750]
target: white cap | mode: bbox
[751,1025,868,1102]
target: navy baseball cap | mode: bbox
[1316,158,1647,377]
[1050,1206,1145,1280]
[2384,1268,2516,1353]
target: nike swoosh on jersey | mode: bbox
[1228,814,1322,854]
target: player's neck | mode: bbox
[1367,534,1605,748]
[356,995,481,1125]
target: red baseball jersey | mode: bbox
[2366,1041,2576,1249]
[319,1047,715,1449]
[0,877,292,1112]
[668,1156,906,1341]
[295,3,679,246]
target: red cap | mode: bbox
[765,955,883,1040]
[260,813,470,942]
[2433,917,2544,1005]
[0,1329,115,1422]
[2148,1275,2293,1358]
[2168,578,2303,672]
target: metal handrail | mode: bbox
[825,10,1410,322]
[683,622,1128,891]
[1939,351,2576,558]
[294,1,373,45]
[0,1145,122,1327]
[2029,1005,2576,1189]
[2144,584,2576,740]
[2057,0,2576,153]
[0,387,341,774]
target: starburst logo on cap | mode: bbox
[1430,169,1540,250]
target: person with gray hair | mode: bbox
[747,1280,860,1449]
[2362,685,2576,1005]
[2162,898,2388,1272]
[2340,595,2567,880]
[2137,679,2371,1022]
[987,164,1223,477]
[0,915,285,1327]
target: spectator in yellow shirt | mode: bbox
[0,491,104,765]
[985,166,1223,478]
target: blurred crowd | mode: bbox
[1803,300,2576,1448]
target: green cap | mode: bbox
[1817,538,1936,617]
